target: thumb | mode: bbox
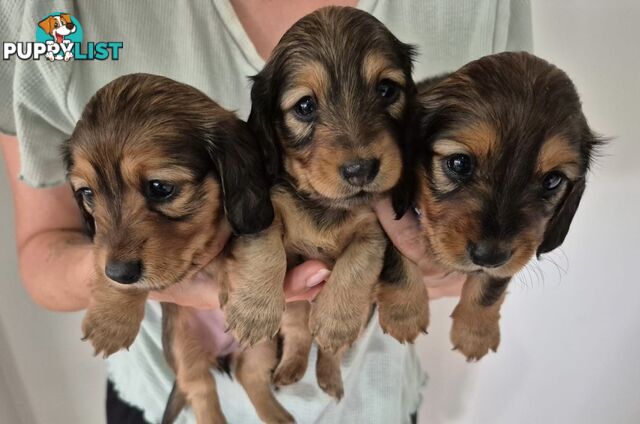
[284,260,330,301]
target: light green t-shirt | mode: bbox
[2,1,532,423]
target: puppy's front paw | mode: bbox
[81,303,144,357]
[260,405,295,424]
[309,296,368,354]
[378,300,429,344]
[316,354,343,400]
[377,283,429,343]
[450,310,500,361]
[273,356,307,387]
[224,290,284,347]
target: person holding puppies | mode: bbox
[1,1,531,422]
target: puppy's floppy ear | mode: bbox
[537,123,603,256]
[206,120,275,235]
[60,14,72,24]
[247,64,282,183]
[61,139,96,239]
[392,73,454,218]
[391,99,421,219]
[392,84,453,219]
[390,42,419,219]
[390,164,417,219]
[38,16,54,35]
[537,177,586,256]
[72,188,96,239]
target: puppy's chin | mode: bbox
[304,181,387,209]
[423,230,537,279]
[327,191,379,209]
[301,174,398,209]
[102,268,189,292]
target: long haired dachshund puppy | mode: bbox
[63,74,294,423]
[402,52,600,360]
[220,6,428,398]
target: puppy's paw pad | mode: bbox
[450,318,500,361]
[378,303,429,344]
[224,294,283,347]
[81,312,139,357]
[309,293,371,354]
[309,307,361,354]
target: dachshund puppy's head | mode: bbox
[63,74,273,289]
[411,52,599,279]
[249,6,415,208]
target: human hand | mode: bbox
[374,197,466,299]
[150,220,330,308]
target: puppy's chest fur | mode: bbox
[272,186,377,267]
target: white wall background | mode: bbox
[0,155,105,421]
[1,2,638,423]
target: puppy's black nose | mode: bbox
[105,260,143,284]
[468,241,511,268]
[340,158,380,186]
[66,23,75,30]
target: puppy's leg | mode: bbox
[450,274,510,361]
[221,223,287,346]
[274,302,344,399]
[316,348,344,401]
[235,340,295,424]
[81,277,147,357]
[164,305,226,424]
[273,301,313,386]
[376,243,429,343]
[309,222,384,353]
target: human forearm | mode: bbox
[2,135,94,311]
[18,229,94,311]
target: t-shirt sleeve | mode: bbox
[12,0,77,187]
[0,0,24,136]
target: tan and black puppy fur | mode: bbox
[64,74,293,423]
[400,52,600,361]
[221,6,428,399]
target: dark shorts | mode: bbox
[106,380,149,424]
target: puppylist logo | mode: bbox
[3,12,123,61]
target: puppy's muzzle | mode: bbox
[340,158,380,187]
[106,260,144,284]
[467,240,512,268]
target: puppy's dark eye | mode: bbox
[445,154,474,179]
[542,171,565,191]
[293,96,317,121]
[377,79,399,103]
[76,187,94,207]
[146,180,176,201]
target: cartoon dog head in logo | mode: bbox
[38,13,76,44]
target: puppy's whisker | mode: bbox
[538,249,569,287]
